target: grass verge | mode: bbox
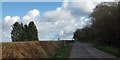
[53,43,73,59]
[94,44,120,58]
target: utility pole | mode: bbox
[58,38,60,41]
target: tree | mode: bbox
[73,26,94,42]
[23,24,29,41]
[11,21,39,42]
[91,2,119,47]
[73,2,119,47]
[27,21,38,41]
[11,22,23,42]
[73,29,81,41]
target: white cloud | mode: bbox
[3,16,20,33]
[3,1,110,42]
[2,0,115,2]
[4,16,20,26]
[22,9,40,24]
[69,0,115,2]
[43,8,74,22]
[3,16,20,42]
[28,9,40,17]
[63,2,99,18]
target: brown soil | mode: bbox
[2,41,61,58]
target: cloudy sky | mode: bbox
[1,0,115,42]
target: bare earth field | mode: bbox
[0,43,2,59]
[1,41,65,58]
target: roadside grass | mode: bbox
[53,43,73,59]
[94,44,120,58]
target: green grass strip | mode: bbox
[94,44,120,58]
[53,44,73,58]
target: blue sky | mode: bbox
[2,1,110,42]
[2,0,64,2]
[2,2,62,19]
[0,2,1,42]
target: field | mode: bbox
[1,40,74,58]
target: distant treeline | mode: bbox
[11,21,38,42]
[73,2,119,48]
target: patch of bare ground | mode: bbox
[0,43,2,59]
[2,41,62,58]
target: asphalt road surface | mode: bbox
[69,42,119,60]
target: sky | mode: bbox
[1,0,115,42]
[2,2,62,19]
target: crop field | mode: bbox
[1,40,74,58]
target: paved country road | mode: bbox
[69,42,119,60]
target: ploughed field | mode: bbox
[2,40,73,58]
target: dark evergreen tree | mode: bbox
[11,22,23,42]
[19,23,24,41]
[28,21,38,41]
[11,21,39,42]
[23,24,29,41]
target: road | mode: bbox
[69,42,118,60]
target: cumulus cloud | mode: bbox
[68,0,114,2]
[62,1,98,17]
[22,9,40,24]
[43,10,74,22]
[2,16,21,42]
[3,0,110,42]
[4,16,20,26]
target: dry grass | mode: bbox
[0,43,2,59]
[2,41,61,58]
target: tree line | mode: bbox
[11,21,38,42]
[73,2,119,48]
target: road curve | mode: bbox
[69,42,118,60]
